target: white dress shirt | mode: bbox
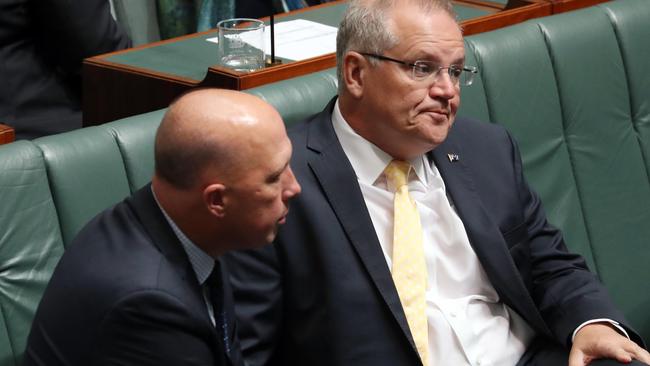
[331,100,535,366]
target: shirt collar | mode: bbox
[151,186,214,285]
[331,99,428,187]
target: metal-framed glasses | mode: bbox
[360,52,478,86]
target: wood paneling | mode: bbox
[0,124,15,145]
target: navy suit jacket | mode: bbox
[225,99,641,366]
[25,185,242,366]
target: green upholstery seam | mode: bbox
[0,303,17,366]
[465,40,493,124]
[467,27,600,275]
[32,142,69,252]
[601,5,650,187]
[107,128,139,195]
[536,21,600,278]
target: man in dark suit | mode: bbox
[23,89,301,366]
[224,0,650,365]
[0,0,131,139]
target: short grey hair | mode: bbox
[336,0,457,92]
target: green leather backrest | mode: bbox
[105,109,165,192]
[462,16,596,271]
[580,0,650,339]
[33,128,133,246]
[457,45,489,122]
[0,142,64,366]
[606,0,650,175]
[246,69,339,128]
[463,0,650,340]
[0,116,163,365]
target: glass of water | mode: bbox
[217,18,265,72]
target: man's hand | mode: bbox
[569,323,650,365]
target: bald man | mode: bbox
[23,89,301,366]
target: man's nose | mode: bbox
[429,71,457,100]
[283,166,301,200]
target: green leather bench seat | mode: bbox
[106,110,166,192]
[37,128,133,244]
[36,110,167,244]
[0,111,164,365]
[0,0,648,364]
[246,69,338,127]
[461,0,650,340]
[0,142,64,366]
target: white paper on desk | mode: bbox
[206,19,338,61]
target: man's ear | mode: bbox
[203,183,227,218]
[343,51,367,99]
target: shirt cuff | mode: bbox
[572,318,630,342]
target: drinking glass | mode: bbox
[217,18,265,72]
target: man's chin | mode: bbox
[264,224,282,244]
[419,126,451,148]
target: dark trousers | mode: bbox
[517,337,648,366]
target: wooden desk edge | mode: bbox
[83,59,197,126]
[551,0,611,13]
[462,1,551,35]
[0,123,16,145]
[201,54,337,90]
[84,57,199,86]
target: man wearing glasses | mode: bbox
[226,0,650,365]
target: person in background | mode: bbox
[0,0,131,139]
[23,89,301,365]
[155,0,337,39]
[224,0,650,365]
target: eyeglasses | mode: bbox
[359,52,478,86]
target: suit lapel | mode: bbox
[128,185,190,263]
[127,185,229,361]
[304,100,418,352]
[431,136,547,332]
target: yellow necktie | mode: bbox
[384,160,429,366]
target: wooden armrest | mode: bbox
[0,123,16,145]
